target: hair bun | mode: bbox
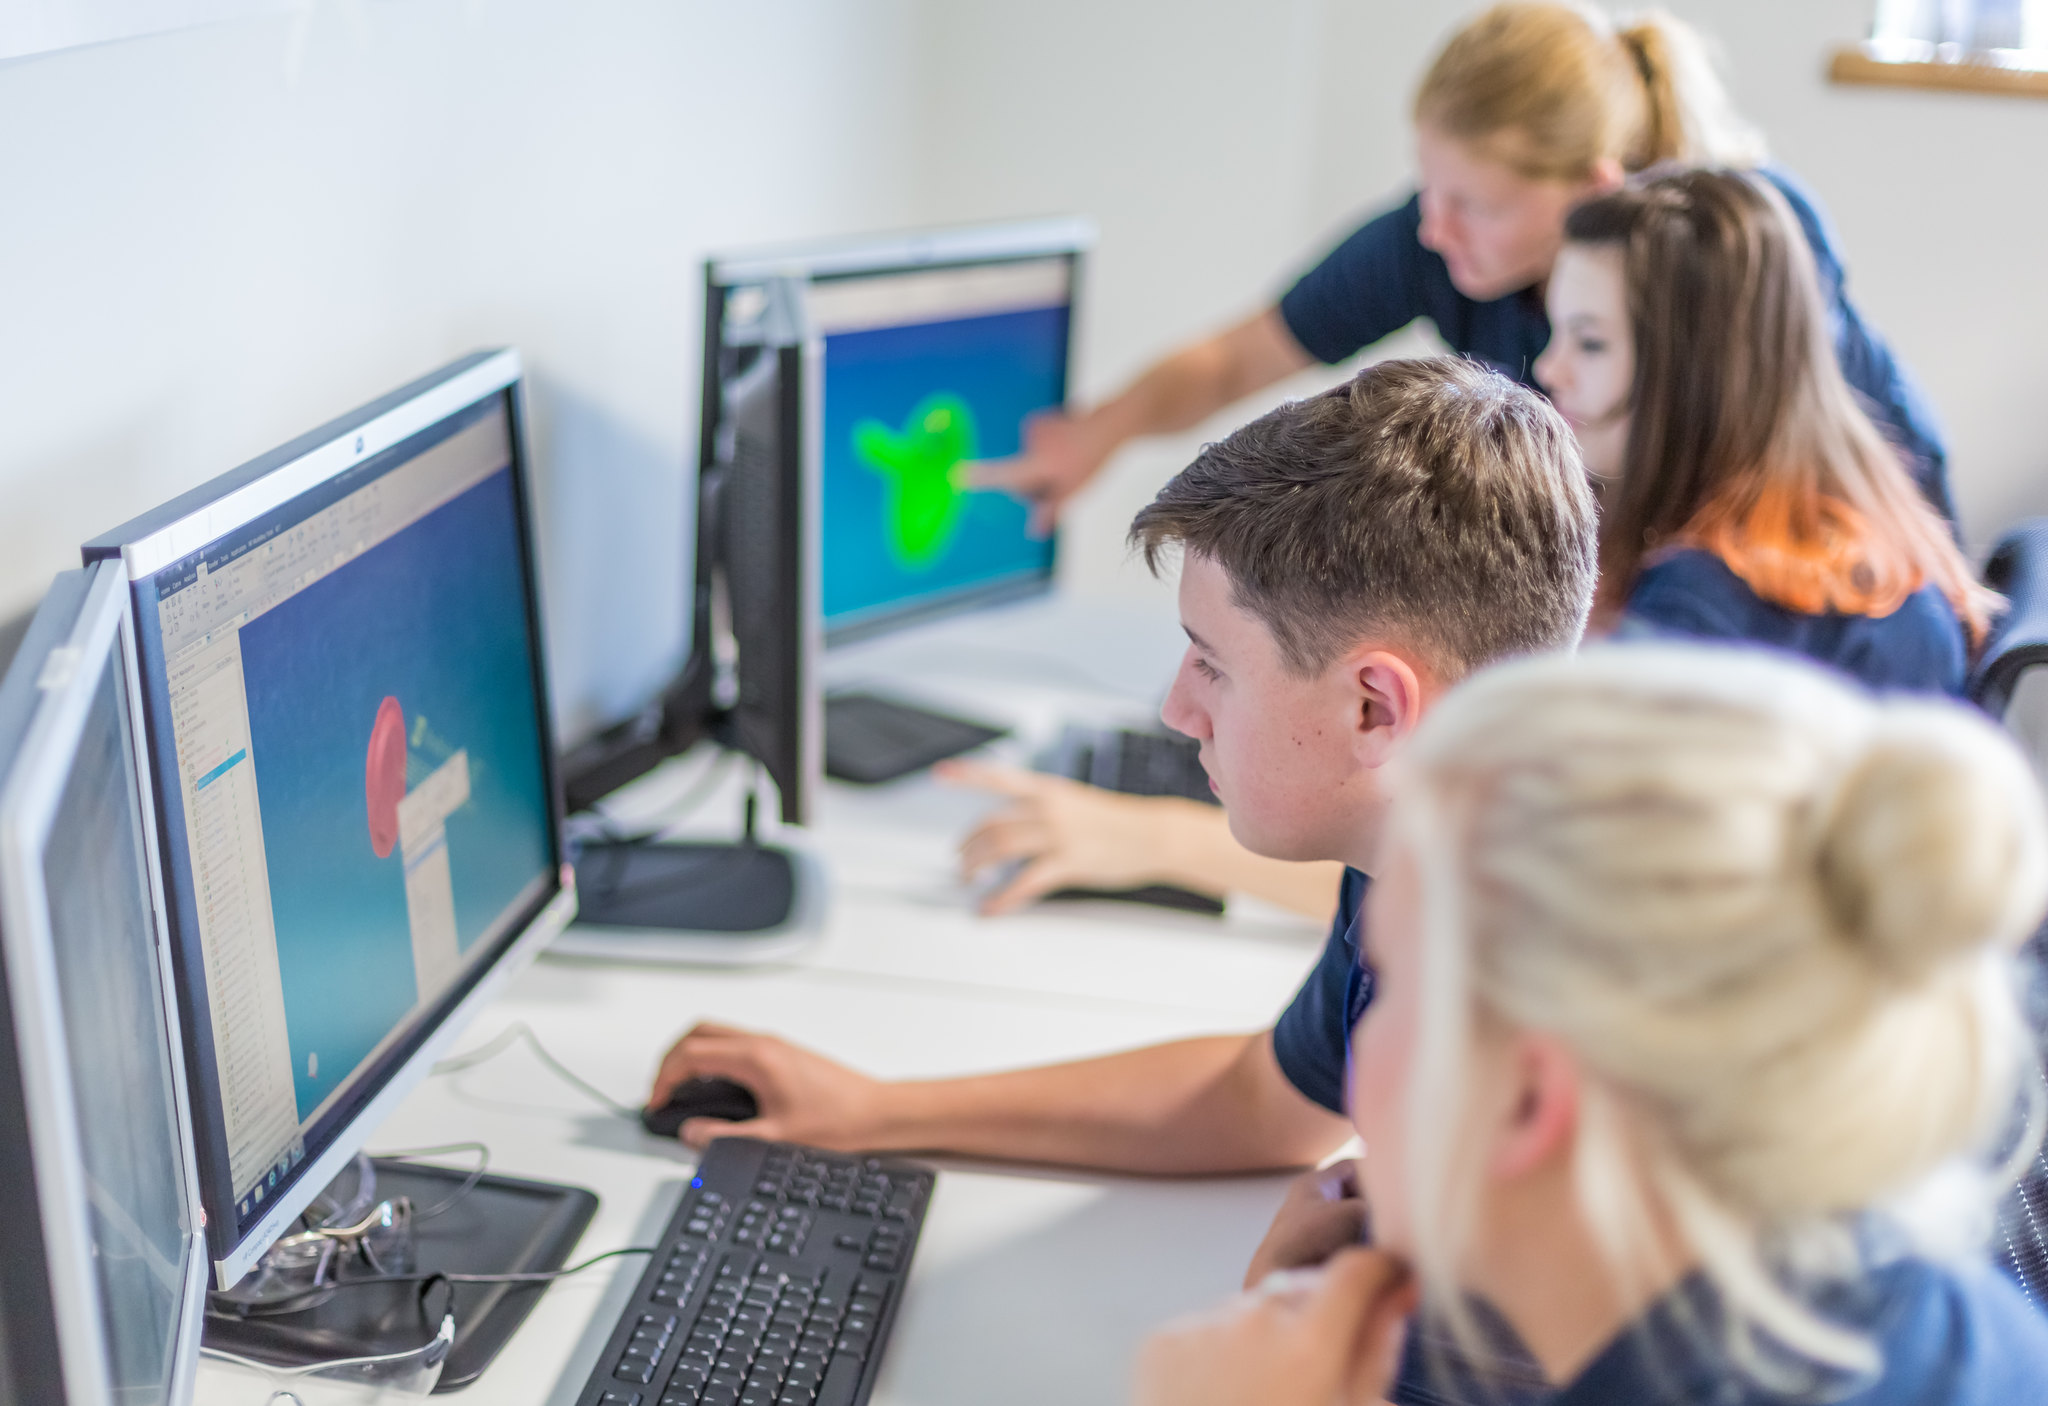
[1817,710,2048,981]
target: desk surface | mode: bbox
[210,595,1332,1406]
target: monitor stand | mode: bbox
[554,792,823,966]
[202,1159,598,1392]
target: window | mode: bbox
[1834,0,2048,97]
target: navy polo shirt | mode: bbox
[1271,865,1371,1114]
[1552,1257,2048,1406]
[1624,549,1968,697]
[1276,168,1955,523]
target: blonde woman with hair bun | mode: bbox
[1136,645,2048,1406]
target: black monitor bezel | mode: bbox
[702,228,1086,649]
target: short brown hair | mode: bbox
[1130,357,1597,680]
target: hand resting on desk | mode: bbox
[942,760,1345,921]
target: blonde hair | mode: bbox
[1414,3,1765,181]
[1393,645,2047,1379]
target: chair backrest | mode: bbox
[1974,519,2048,1307]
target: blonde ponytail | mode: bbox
[1415,3,1763,181]
[1394,644,2046,1379]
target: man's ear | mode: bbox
[1488,1032,1580,1182]
[1350,650,1429,767]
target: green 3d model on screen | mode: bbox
[853,393,980,570]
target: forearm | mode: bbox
[864,1031,1349,1175]
[1146,801,1345,921]
[1078,308,1311,458]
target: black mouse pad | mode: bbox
[202,1160,598,1392]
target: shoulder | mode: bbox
[1852,1258,2048,1402]
[1625,550,1764,637]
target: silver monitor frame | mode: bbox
[0,561,208,1406]
[84,349,578,1287]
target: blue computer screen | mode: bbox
[237,469,550,1120]
[814,259,1069,638]
[130,395,556,1229]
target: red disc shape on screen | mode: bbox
[366,696,407,859]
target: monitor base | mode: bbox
[551,840,826,966]
[202,1160,598,1393]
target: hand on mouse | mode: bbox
[649,1022,889,1151]
[1243,1158,1372,1289]
[1134,1247,1417,1406]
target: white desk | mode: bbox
[227,596,1333,1405]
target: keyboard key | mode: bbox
[816,1353,865,1405]
[702,1388,739,1406]
[616,1359,657,1385]
[599,1392,644,1406]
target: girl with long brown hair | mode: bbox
[1536,168,1993,696]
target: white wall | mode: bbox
[911,0,2048,590]
[6,2,2044,709]
[0,0,918,737]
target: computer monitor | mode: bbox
[81,350,577,1288]
[706,218,1089,646]
[0,562,209,1405]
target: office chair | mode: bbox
[1972,519,2048,1306]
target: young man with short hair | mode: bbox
[649,356,1596,1246]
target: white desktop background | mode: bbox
[1,0,2043,740]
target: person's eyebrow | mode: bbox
[1183,625,1219,657]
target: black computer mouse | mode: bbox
[641,1078,760,1138]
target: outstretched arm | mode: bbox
[973,307,1312,531]
[648,1024,1351,1176]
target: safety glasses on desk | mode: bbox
[197,1314,453,1404]
[209,1156,422,1316]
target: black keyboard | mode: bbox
[824,692,1008,784]
[1042,728,1225,915]
[1057,727,1218,806]
[577,1138,934,1406]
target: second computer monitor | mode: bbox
[709,218,1089,646]
[82,350,577,1287]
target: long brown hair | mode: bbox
[1414,3,1764,181]
[1567,169,1995,642]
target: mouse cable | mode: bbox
[432,1021,640,1120]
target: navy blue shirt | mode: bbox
[1625,548,1968,697]
[1271,865,1371,1114]
[1277,169,1955,522]
[1553,1258,2048,1406]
